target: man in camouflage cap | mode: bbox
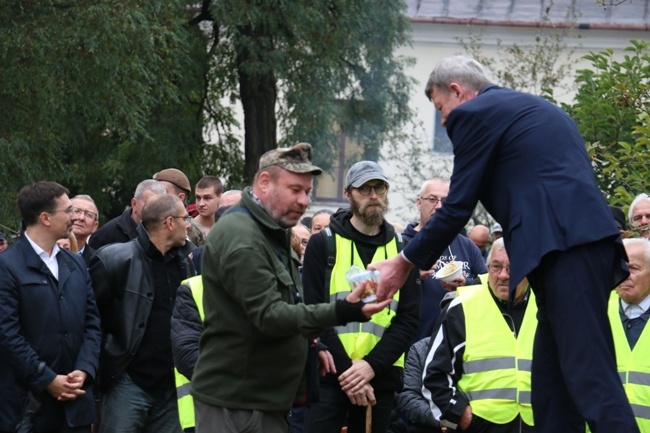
[190,143,392,433]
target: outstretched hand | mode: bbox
[346,281,391,318]
[367,254,413,301]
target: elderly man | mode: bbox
[90,194,196,433]
[190,144,392,433]
[629,193,650,238]
[70,194,100,266]
[302,161,420,433]
[609,238,650,432]
[0,181,101,432]
[370,55,637,433]
[402,178,486,342]
[422,238,536,433]
[89,179,167,249]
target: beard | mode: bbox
[350,195,388,227]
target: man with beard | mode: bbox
[302,161,420,433]
[190,145,393,433]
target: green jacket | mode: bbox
[190,188,341,411]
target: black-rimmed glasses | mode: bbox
[355,183,388,196]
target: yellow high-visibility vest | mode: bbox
[608,291,650,433]
[329,233,404,367]
[174,275,204,431]
[457,280,537,426]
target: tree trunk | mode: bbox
[236,25,277,185]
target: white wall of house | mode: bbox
[380,18,648,225]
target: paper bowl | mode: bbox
[435,261,463,282]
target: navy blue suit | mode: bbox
[405,85,637,432]
[0,238,102,432]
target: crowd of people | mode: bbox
[1,54,650,433]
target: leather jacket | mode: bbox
[89,223,195,390]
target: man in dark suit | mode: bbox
[0,181,102,433]
[370,55,638,433]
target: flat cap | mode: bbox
[345,161,388,188]
[491,223,503,234]
[259,143,322,175]
[153,168,191,194]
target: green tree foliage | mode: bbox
[563,40,650,209]
[200,0,416,182]
[0,0,238,231]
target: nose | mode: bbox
[298,191,311,207]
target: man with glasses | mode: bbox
[402,178,486,343]
[302,160,420,433]
[89,194,195,433]
[423,238,536,433]
[0,181,101,432]
[70,195,100,266]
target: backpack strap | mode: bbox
[323,227,336,295]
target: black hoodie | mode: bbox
[302,208,421,391]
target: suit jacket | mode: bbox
[80,243,96,267]
[404,84,622,292]
[0,237,102,430]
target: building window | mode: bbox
[312,131,363,203]
[433,111,453,153]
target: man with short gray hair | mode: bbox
[629,193,650,238]
[90,193,195,433]
[89,179,166,249]
[371,54,638,433]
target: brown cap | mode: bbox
[153,168,191,194]
[258,143,322,175]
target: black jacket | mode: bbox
[88,207,137,250]
[302,208,421,391]
[89,224,195,390]
[0,238,102,430]
[171,279,202,380]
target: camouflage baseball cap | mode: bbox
[259,143,322,175]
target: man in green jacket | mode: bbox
[191,143,391,433]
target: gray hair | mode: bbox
[419,178,450,197]
[486,237,506,265]
[134,179,167,201]
[424,55,491,100]
[629,193,650,224]
[141,194,182,229]
[623,238,650,264]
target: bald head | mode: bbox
[468,224,490,252]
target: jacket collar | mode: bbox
[135,223,196,261]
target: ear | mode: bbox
[343,188,351,201]
[257,171,272,192]
[39,212,52,227]
[130,197,137,208]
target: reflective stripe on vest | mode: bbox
[330,234,404,367]
[457,280,537,426]
[608,291,650,431]
[174,275,204,430]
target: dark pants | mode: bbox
[527,239,639,433]
[304,383,394,433]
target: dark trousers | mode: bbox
[527,239,639,433]
[304,383,394,433]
